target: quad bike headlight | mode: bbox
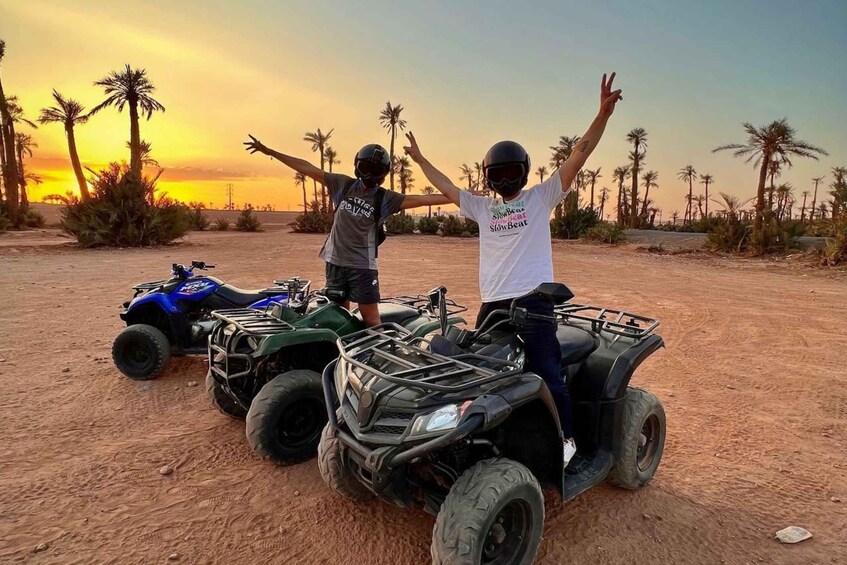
[409,401,472,438]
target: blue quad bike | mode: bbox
[113,260,308,380]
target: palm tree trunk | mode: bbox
[629,156,639,228]
[319,150,327,213]
[810,181,819,222]
[388,126,396,191]
[16,146,28,209]
[428,204,432,218]
[687,178,693,223]
[753,157,769,248]
[640,186,650,219]
[801,194,807,222]
[66,125,90,200]
[589,181,595,211]
[704,181,710,217]
[0,132,5,203]
[0,76,21,226]
[616,181,623,226]
[302,184,307,214]
[129,99,141,177]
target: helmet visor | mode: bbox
[486,163,525,185]
[356,160,389,179]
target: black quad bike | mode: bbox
[206,287,466,466]
[318,284,666,565]
[112,260,303,380]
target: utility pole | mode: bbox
[226,183,234,210]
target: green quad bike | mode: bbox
[206,280,466,466]
[318,284,666,565]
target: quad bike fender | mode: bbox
[465,374,560,433]
[603,334,664,399]
[254,327,341,357]
[122,292,179,320]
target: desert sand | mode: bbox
[1,230,845,564]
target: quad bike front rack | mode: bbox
[554,304,659,340]
[208,308,296,381]
[336,324,521,394]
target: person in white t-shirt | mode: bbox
[403,73,623,467]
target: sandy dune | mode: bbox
[1,231,844,564]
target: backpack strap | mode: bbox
[373,187,386,258]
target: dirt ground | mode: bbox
[1,230,845,564]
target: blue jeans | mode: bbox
[476,295,573,437]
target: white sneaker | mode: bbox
[563,437,577,468]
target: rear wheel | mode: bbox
[245,370,326,465]
[317,424,373,501]
[112,324,171,380]
[432,458,544,565]
[205,370,247,419]
[608,387,666,489]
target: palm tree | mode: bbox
[585,167,602,210]
[303,128,333,212]
[395,156,414,214]
[379,101,406,192]
[809,176,825,222]
[422,185,436,217]
[294,172,308,213]
[473,162,483,193]
[536,166,548,183]
[765,158,784,210]
[598,187,611,220]
[774,183,793,221]
[714,119,828,248]
[799,190,810,222]
[0,40,23,223]
[14,132,36,207]
[694,194,706,220]
[612,165,630,226]
[38,90,91,199]
[626,128,647,227]
[549,135,580,169]
[699,174,714,218]
[640,170,659,219]
[92,65,165,177]
[817,202,828,220]
[830,167,847,220]
[324,146,340,173]
[671,210,680,225]
[459,163,474,190]
[677,165,697,223]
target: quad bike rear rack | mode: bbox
[337,324,521,394]
[554,304,659,340]
[207,308,296,381]
[379,295,468,317]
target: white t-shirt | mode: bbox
[460,174,570,302]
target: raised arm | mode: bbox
[244,134,325,184]
[557,73,623,189]
[403,132,463,206]
[401,193,453,210]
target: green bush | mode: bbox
[235,208,262,232]
[384,213,415,234]
[550,207,600,239]
[293,211,333,233]
[186,204,210,231]
[61,164,190,247]
[0,213,9,232]
[24,209,46,228]
[584,222,626,243]
[440,215,465,236]
[417,216,439,234]
[706,217,750,252]
[821,225,847,266]
[463,218,479,237]
[214,218,230,231]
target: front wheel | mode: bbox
[608,387,666,489]
[317,424,373,501]
[432,458,544,565]
[245,370,326,465]
[112,324,171,380]
[205,370,248,419]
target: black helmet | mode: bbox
[354,144,391,188]
[483,141,531,198]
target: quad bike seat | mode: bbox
[556,325,597,365]
[353,303,421,326]
[216,284,268,306]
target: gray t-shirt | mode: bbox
[318,173,405,269]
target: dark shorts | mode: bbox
[325,263,380,305]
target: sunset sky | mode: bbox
[2,0,845,214]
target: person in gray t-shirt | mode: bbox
[244,136,449,326]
